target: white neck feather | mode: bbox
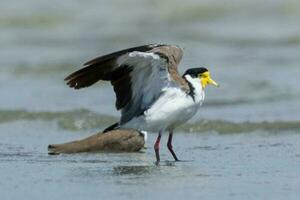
[184,74,205,102]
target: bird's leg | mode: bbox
[167,131,179,161]
[154,131,162,165]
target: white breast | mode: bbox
[123,77,204,132]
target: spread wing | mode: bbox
[65,44,188,124]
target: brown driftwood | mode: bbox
[48,129,146,155]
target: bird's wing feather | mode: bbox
[116,51,169,123]
[65,44,188,124]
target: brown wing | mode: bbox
[65,44,188,123]
[149,45,189,92]
[65,44,163,89]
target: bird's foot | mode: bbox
[163,159,194,163]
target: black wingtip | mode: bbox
[103,123,119,133]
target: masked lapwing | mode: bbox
[65,44,219,164]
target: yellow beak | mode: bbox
[207,77,219,87]
[200,71,219,88]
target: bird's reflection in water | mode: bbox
[113,165,155,176]
[113,161,180,176]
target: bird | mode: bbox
[65,44,219,164]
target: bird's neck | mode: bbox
[183,74,204,102]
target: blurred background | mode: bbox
[1,1,300,199]
[1,0,300,128]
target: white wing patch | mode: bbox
[116,51,172,123]
[129,52,160,60]
[116,51,160,66]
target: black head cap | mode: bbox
[183,67,208,78]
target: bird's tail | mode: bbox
[103,122,119,133]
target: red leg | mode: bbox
[167,131,179,161]
[154,132,162,164]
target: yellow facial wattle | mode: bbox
[199,71,219,88]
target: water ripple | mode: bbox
[1,109,300,134]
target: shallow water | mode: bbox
[1,121,300,200]
[1,0,300,199]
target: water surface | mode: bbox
[1,0,300,199]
